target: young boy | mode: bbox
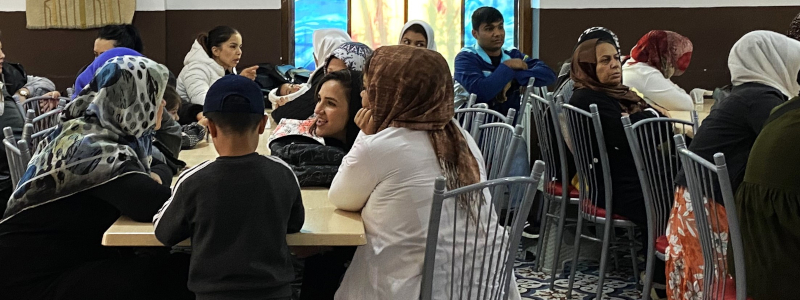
[153,75,305,300]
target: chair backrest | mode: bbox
[561,103,613,221]
[455,107,515,139]
[674,134,746,300]
[474,123,523,181]
[455,91,476,110]
[420,160,545,300]
[622,117,694,240]
[20,96,66,118]
[3,127,31,189]
[22,107,63,153]
[529,90,571,200]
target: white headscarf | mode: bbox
[398,20,437,51]
[729,30,800,98]
[313,29,351,67]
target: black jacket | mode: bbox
[269,135,346,187]
[675,83,787,203]
[153,153,304,299]
[1,62,26,97]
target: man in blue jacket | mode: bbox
[455,6,556,117]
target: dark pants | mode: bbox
[299,246,356,300]
[0,249,193,300]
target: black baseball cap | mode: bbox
[203,75,265,114]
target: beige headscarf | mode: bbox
[728,30,800,98]
[365,45,482,215]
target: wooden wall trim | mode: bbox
[281,0,295,65]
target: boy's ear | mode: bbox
[472,29,479,40]
[257,115,269,135]
[207,119,219,138]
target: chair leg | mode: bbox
[627,227,640,290]
[534,194,552,272]
[566,216,585,298]
[641,226,656,300]
[596,221,613,300]
[549,199,569,291]
[611,228,620,272]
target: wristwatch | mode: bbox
[18,88,29,98]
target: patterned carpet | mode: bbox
[515,255,642,300]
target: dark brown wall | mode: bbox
[0,9,282,92]
[539,6,800,90]
[164,10,283,78]
[0,11,166,90]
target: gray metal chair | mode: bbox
[561,103,639,300]
[455,104,516,140]
[420,160,545,300]
[529,90,577,287]
[3,127,31,189]
[22,106,63,152]
[20,96,66,118]
[473,123,523,181]
[674,134,747,300]
[622,116,693,300]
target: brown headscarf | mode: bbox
[364,45,482,215]
[789,12,800,41]
[571,38,646,114]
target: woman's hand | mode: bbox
[44,91,61,99]
[355,108,377,135]
[240,65,259,81]
[276,97,288,108]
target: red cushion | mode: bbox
[656,235,668,254]
[581,200,629,220]
[719,277,753,300]
[545,181,580,198]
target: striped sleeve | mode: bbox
[153,160,213,246]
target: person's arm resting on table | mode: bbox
[152,170,198,246]
[94,173,171,222]
[329,137,380,212]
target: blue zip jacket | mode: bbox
[454,44,556,117]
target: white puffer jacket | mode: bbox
[176,39,232,105]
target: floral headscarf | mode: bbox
[324,42,373,72]
[3,56,169,219]
[571,39,646,114]
[629,30,693,77]
[365,45,482,216]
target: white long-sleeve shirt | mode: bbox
[330,126,522,300]
[623,60,694,111]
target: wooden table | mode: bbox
[663,98,715,137]
[664,98,714,124]
[102,117,367,247]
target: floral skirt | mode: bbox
[665,186,729,300]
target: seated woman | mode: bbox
[176,25,258,124]
[268,69,362,187]
[0,56,192,300]
[623,30,698,111]
[568,37,661,225]
[331,45,521,300]
[399,20,436,50]
[271,42,372,123]
[667,30,800,300]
